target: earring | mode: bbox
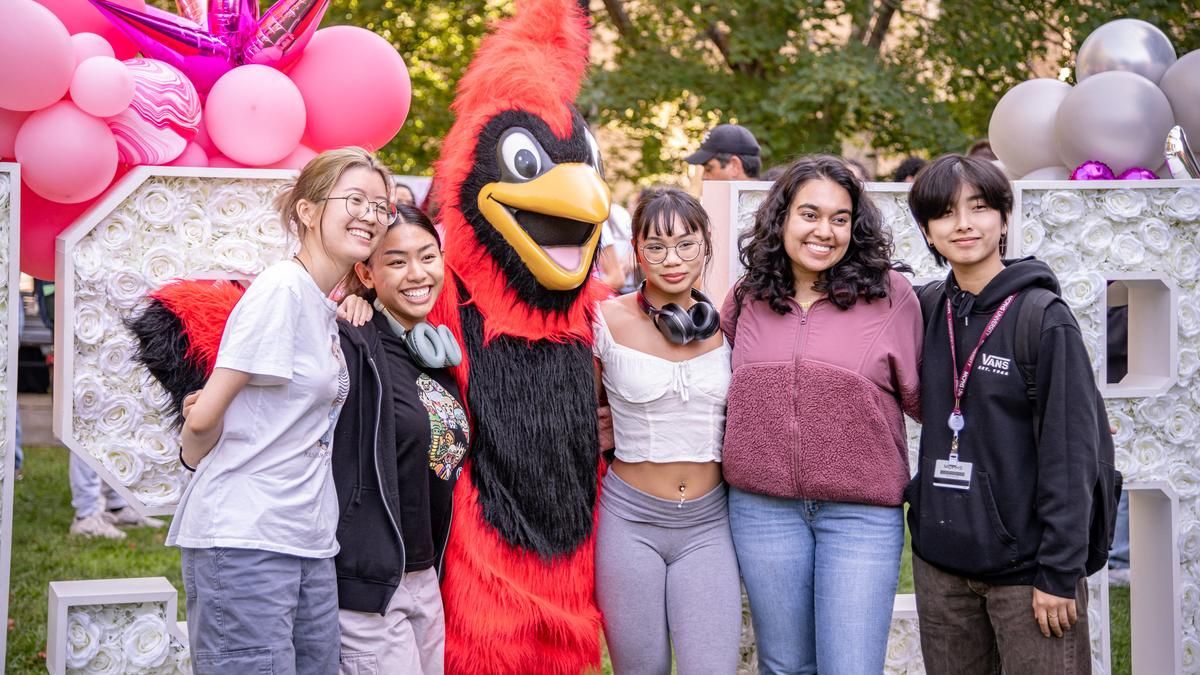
[1000,231,1008,255]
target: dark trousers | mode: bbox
[913,554,1091,675]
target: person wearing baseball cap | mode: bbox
[685,124,762,180]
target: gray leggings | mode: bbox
[596,470,742,675]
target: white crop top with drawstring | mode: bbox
[593,310,731,464]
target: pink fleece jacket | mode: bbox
[721,270,922,507]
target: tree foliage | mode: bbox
[322,0,510,174]
[320,0,1198,179]
[582,0,1200,181]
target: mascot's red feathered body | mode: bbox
[428,1,611,672]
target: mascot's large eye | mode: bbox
[500,131,542,181]
[584,129,603,177]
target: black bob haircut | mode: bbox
[907,154,1013,266]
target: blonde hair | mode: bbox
[274,147,394,247]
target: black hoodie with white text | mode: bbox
[907,258,1104,598]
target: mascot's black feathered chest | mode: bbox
[457,284,598,558]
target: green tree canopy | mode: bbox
[319,0,1199,180]
[583,0,1199,181]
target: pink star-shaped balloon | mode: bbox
[89,0,329,92]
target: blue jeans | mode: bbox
[729,488,903,675]
[182,547,340,675]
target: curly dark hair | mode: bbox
[735,154,907,315]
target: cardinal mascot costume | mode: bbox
[128,1,612,672]
[427,0,612,672]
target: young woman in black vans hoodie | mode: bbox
[906,155,1116,675]
[331,205,468,674]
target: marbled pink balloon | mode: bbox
[106,57,201,165]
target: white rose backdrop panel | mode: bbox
[0,163,19,665]
[48,578,190,675]
[706,179,1200,674]
[53,167,296,516]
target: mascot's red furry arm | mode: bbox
[426,0,613,672]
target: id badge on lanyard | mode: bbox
[933,292,1019,491]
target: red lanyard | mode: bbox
[946,292,1019,416]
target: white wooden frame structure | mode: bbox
[0,163,20,665]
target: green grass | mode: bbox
[2,446,1131,674]
[7,446,183,674]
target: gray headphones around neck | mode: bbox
[374,299,463,369]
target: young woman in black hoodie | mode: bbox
[905,155,1115,675]
[331,205,468,674]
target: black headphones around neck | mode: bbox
[375,299,463,369]
[636,282,721,346]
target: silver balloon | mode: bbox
[1165,126,1200,179]
[1055,70,1176,174]
[988,78,1073,178]
[1021,166,1072,180]
[1160,50,1200,149]
[1076,18,1177,84]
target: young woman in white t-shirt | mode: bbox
[168,148,394,675]
[592,187,741,674]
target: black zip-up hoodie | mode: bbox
[331,318,459,614]
[907,258,1102,598]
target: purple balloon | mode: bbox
[89,0,326,92]
[1117,167,1157,180]
[1070,160,1117,181]
[243,0,329,71]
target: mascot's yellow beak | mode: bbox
[478,163,611,291]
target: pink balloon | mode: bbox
[264,143,316,169]
[167,141,209,167]
[107,58,201,165]
[36,0,144,59]
[0,0,76,111]
[17,163,128,279]
[289,26,410,151]
[207,153,245,168]
[20,182,93,280]
[71,56,135,117]
[0,109,32,160]
[70,32,115,64]
[15,101,119,203]
[205,64,306,166]
[192,115,217,154]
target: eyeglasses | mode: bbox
[640,240,703,264]
[320,194,397,227]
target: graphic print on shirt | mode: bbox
[417,373,470,479]
[978,352,1012,376]
[311,336,350,459]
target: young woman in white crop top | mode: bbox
[592,187,740,674]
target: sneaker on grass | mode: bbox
[103,506,165,529]
[70,513,126,540]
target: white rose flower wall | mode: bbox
[0,167,1188,672]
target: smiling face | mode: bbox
[355,222,445,329]
[299,165,390,268]
[636,215,707,297]
[782,178,853,288]
[923,180,1007,270]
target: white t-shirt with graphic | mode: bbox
[167,261,348,558]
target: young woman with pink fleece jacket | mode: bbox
[721,155,922,675]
